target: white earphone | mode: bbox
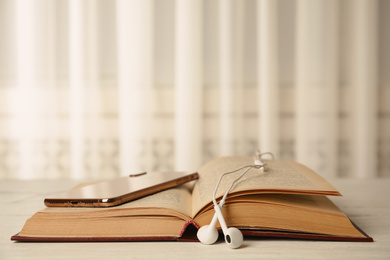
[197,151,270,249]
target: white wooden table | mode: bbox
[1,179,389,259]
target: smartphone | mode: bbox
[44,171,199,207]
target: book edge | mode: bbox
[11,220,373,243]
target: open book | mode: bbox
[12,156,372,242]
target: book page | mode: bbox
[118,184,192,215]
[41,185,193,220]
[191,156,340,217]
[193,194,365,238]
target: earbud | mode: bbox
[197,213,219,245]
[197,225,218,245]
[254,150,265,171]
[224,227,244,249]
[213,204,243,249]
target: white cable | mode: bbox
[212,164,265,207]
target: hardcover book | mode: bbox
[11,156,373,242]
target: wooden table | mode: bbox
[1,179,389,259]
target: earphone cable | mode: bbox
[212,164,265,207]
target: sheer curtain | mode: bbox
[0,0,389,179]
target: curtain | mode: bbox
[0,0,389,179]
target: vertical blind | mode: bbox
[0,0,389,179]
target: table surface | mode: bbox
[1,178,390,259]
